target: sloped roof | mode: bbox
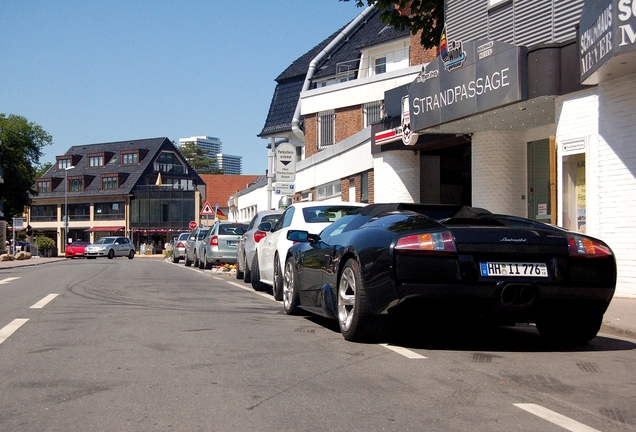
[34,137,203,199]
[199,174,261,209]
[259,8,409,138]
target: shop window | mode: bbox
[95,202,125,220]
[31,204,56,221]
[562,153,586,233]
[527,139,551,222]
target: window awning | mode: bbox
[84,226,125,232]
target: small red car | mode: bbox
[65,241,91,258]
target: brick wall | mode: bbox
[304,115,318,158]
[410,32,439,66]
[335,106,363,143]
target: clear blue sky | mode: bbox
[0,1,363,175]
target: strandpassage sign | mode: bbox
[408,40,527,132]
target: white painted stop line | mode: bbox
[30,294,59,309]
[0,319,29,345]
[514,403,601,432]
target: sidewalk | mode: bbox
[1,255,634,340]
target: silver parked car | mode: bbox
[198,221,249,269]
[171,232,190,263]
[85,236,135,259]
[184,226,211,267]
[235,210,282,282]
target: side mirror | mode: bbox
[257,221,272,232]
[287,230,310,243]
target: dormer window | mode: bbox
[122,151,139,165]
[36,180,51,193]
[101,174,118,190]
[68,177,84,192]
[57,158,72,170]
[89,153,104,167]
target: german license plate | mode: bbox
[480,262,548,277]
[227,240,237,247]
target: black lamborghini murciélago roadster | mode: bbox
[282,203,616,343]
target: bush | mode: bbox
[34,236,56,250]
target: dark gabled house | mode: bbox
[29,137,204,255]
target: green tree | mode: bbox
[341,0,444,49]
[35,162,53,178]
[0,114,53,220]
[177,141,224,174]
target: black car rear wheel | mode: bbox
[128,250,134,260]
[250,253,268,292]
[185,253,192,267]
[338,258,378,342]
[536,309,603,344]
[107,249,114,259]
[272,255,284,301]
[283,258,300,315]
[198,253,205,269]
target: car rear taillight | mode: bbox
[209,235,218,246]
[253,230,267,243]
[395,231,456,253]
[568,235,612,257]
[176,241,185,248]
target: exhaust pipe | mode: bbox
[500,284,535,306]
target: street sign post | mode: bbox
[274,182,295,196]
[275,143,296,182]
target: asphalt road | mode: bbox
[0,258,635,431]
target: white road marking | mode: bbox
[0,319,29,345]
[514,403,601,432]
[30,294,59,309]
[380,343,428,359]
[224,279,278,301]
[0,277,21,285]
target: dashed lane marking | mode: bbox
[0,319,29,345]
[30,294,59,309]
[0,277,21,285]
[380,343,428,359]
[514,403,601,432]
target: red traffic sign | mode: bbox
[189,221,197,229]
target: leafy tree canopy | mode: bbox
[341,0,444,49]
[0,114,53,220]
[177,141,224,175]
[36,162,53,178]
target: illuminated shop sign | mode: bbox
[580,0,636,84]
[408,40,527,132]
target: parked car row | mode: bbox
[175,221,249,270]
[174,201,618,346]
